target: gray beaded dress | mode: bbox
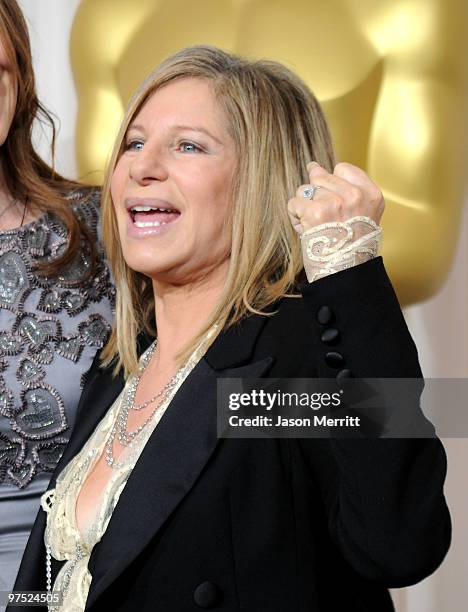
[0,188,115,599]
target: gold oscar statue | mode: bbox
[70,0,468,305]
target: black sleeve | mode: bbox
[297,256,451,587]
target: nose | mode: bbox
[129,143,169,185]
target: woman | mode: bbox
[0,0,114,597]
[11,46,449,611]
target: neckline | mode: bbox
[0,210,49,236]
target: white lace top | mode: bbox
[39,330,216,612]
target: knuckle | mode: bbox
[334,161,347,172]
[313,203,333,225]
[348,186,362,204]
[331,194,344,208]
[309,163,326,175]
[369,185,383,202]
[334,161,355,176]
[302,203,326,227]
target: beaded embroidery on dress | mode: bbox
[0,188,115,489]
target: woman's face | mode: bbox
[111,77,237,284]
[0,36,17,147]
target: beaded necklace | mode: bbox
[105,339,197,469]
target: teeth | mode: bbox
[134,220,166,228]
[130,206,175,213]
[131,206,154,212]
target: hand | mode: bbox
[287,161,385,235]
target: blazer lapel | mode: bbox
[65,328,156,469]
[42,360,126,499]
[85,309,276,609]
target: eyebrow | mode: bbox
[127,123,223,145]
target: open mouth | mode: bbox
[128,204,181,228]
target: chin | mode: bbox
[121,252,178,280]
[123,257,164,277]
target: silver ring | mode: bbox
[302,185,321,200]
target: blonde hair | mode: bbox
[100,45,336,377]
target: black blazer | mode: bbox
[11,258,451,612]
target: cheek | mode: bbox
[209,166,235,219]
[198,161,235,206]
[0,74,17,142]
[201,189,232,245]
[6,77,17,114]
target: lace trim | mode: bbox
[41,325,220,611]
[41,488,56,513]
[300,215,382,282]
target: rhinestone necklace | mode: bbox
[105,339,195,469]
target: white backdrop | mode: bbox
[18,1,468,610]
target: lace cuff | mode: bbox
[300,215,382,282]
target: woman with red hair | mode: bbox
[0,0,114,597]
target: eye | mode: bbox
[124,139,144,152]
[178,141,203,153]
